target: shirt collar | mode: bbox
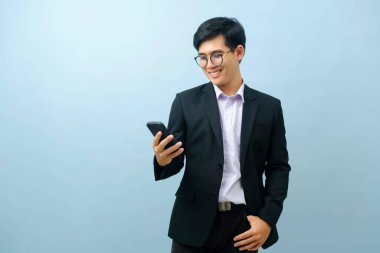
[212,81,245,103]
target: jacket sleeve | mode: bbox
[153,93,186,181]
[258,102,291,228]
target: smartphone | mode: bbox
[146,121,176,148]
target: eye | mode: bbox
[199,56,207,61]
[211,53,223,60]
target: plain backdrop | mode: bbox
[1,0,379,252]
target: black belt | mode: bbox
[218,202,246,212]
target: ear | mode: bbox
[235,45,245,61]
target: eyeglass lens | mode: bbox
[196,53,223,68]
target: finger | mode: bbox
[163,141,183,156]
[234,235,258,247]
[167,148,184,159]
[234,229,255,241]
[246,215,256,222]
[153,131,162,147]
[240,241,260,251]
[157,134,174,151]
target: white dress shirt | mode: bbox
[213,83,246,204]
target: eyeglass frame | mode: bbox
[193,48,235,68]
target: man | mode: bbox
[152,17,290,253]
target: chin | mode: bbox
[211,80,226,87]
[208,77,224,86]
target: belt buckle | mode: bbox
[218,202,232,212]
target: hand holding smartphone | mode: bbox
[146,121,176,149]
[147,121,184,167]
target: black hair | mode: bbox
[193,17,246,51]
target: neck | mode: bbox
[218,74,243,96]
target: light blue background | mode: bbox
[1,0,379,252]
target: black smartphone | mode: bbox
[146,121,176,148]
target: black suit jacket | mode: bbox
[154,82,290,249]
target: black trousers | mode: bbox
[171,207,258,253]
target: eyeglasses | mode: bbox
[194,49,234,68]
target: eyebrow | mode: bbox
[198,50,224,56]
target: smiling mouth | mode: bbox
[208,69,222,77]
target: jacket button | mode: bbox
[212,189,218,194]
[217,164,223,170]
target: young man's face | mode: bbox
[197,34,244,88]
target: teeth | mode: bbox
[209,69,222,74]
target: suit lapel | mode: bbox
[202,83,223,146]
[240,85,259,170]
